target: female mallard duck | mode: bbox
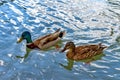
[17,29,65,50]
[61,41,107,60]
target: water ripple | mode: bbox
[0,0,120,80]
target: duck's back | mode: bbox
[73,44,106,60]
[33,30,63,49]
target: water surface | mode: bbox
[0,0,120,80]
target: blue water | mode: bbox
[0,0,120,80]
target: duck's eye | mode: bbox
[22,34,27,39]
[66,43,70,46]
[22,34,25,37]
[69,43,72,45]
[21,31,30,38]
[69,42,73,45]
[66,42,73,47]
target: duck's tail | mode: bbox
[59,31,66,38]
[55,28,61,33]
[98,43,107,50]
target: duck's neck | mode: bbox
[71,44,76,54]
[67,48,76,60]
[69,47,76,55]
[26,37,32,43]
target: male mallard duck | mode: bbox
[17,29,65,50]
[61,41,107,60]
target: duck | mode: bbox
[61,41,107,61]
[17,28,65,50]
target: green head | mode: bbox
[17,31,32,43]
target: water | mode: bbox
[0,0,120,80]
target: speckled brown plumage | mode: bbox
[61,42,107,60]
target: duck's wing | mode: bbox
[33,29,65,49]
[33,34,51,46]
[75,44,104,55]
[74,43,107,60]
[75,46,91,54]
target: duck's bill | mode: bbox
[61,47,66,52]
[17,37,23,43]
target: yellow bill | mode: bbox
[17,37,23,43]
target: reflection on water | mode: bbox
[0,0,14,6]
[60,59,74,70]
[16,47,31,59]
[60,53,105,70]
[16,40,63,59]
[0,0,120,80]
